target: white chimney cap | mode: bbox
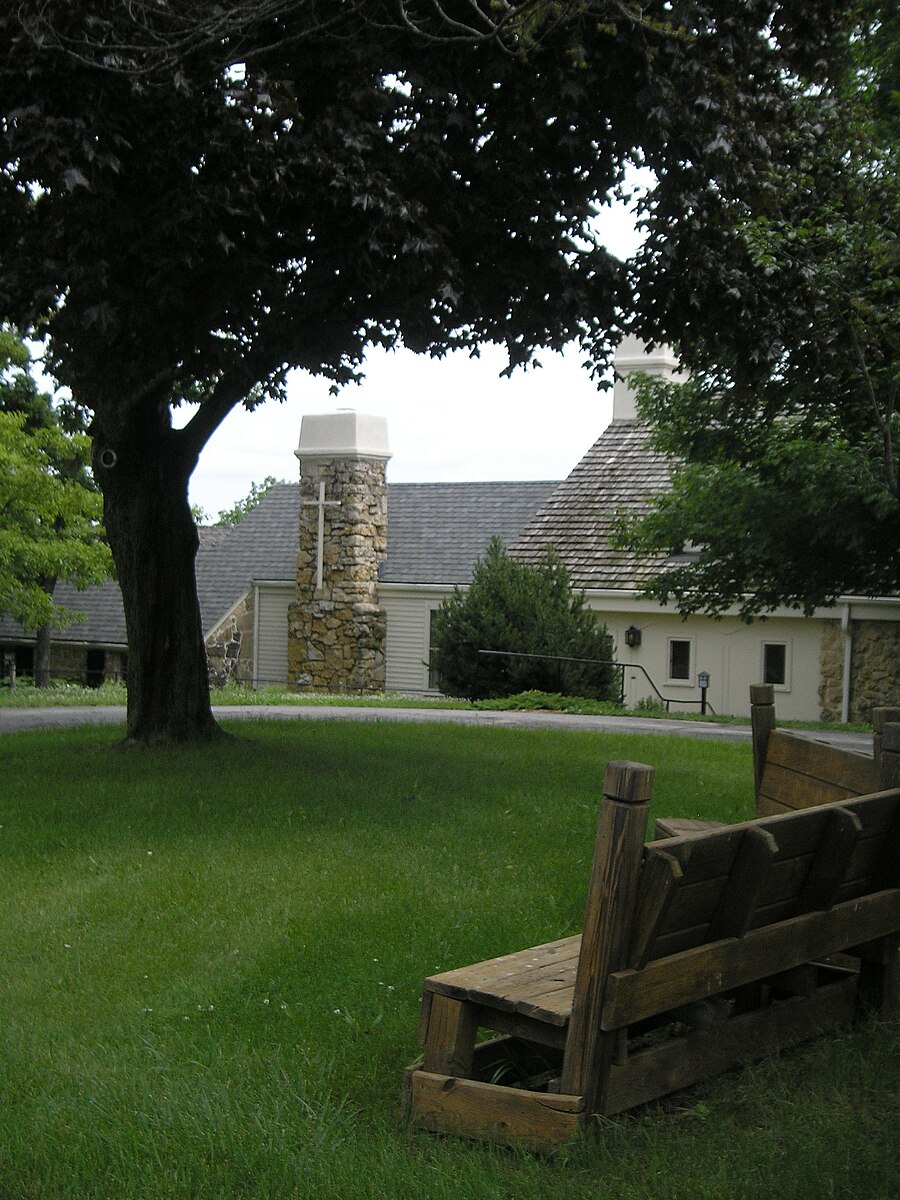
[295,411,391,462]
[612,336,685,421]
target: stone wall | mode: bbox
[819,618,900,722]
[287,456,387,692]
[206,591,255,688]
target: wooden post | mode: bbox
[560,760,654,1116]
[750,685,776,801]
[873,709,900,789]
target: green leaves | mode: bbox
[0,408,112,631]
[618,6,900,619]
[618,391,900,617]
[215,476,286,527]
[430,538,617,701]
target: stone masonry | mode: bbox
[287,414,390,692]
[206,592,255,687]
[819,617,900,722]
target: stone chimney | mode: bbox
[287,411,391,693]
[612,336,685,421]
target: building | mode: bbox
[2,340,898,719]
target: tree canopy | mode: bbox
[0,0,856,739]
[617,3,900,618]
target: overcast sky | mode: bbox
[178,183,648,519]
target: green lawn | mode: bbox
[1,720,896,1199]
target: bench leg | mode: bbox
[856,933,899,1018]
[422,993,479,1077]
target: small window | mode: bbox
[763,642,788,688]
[668,638,691,682]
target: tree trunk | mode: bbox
[34,575,57,688]
[92,417,221,744]
[34,619,52,688]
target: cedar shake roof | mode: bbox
[509,420,674,591]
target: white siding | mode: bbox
[383,585,454,693]
[255,583,293,687]
[591,602,825,719]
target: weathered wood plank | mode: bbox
[751,684,777,799]
[857,932,900,1016]
[653,817,728,840]
[469,1006,569,1050]
[764,730,874,785]
[560,761,654,1114]
[707,827,780,940]
[422,994,478,1077]
[424,936,579,1005]
[602,888,900,1030]
[628,849,685,969]
[872,793,900,889]
[407,1070,584,1152]
[602,976,858,1116]
[874,711,900,789]
[758,731,874,814]
[797,807,863,913]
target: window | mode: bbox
[668,638,692,682]
[762,642,788,688]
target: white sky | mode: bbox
[184,182,647,519]
[186,342,614,518]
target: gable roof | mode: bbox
[510,419,674,591]
[0,478,558,646]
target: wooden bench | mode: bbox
[654,685,900,839]
[404,760,900,1152]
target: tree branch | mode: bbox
[848,323,898,500]
[13,1,669,78]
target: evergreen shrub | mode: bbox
[430,538,618,701]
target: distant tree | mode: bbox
[216,477,286,527]
[0,331,112,684]
[0,413,112,642]
[431,538,616,701]
[0,1,850,739]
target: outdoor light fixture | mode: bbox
[624,625,642,648]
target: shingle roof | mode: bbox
[382,481,559,584]
[510,420,674,590]
[195,483,300,631]
[0,478,558,644]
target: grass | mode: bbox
[0,678,472,710]
[0,720,896,1199]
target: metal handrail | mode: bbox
[476,649,716,714]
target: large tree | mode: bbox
[617,3,899,619]
[0,0,850,740]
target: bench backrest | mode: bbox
[757,729,874,816]
[635,788,900,966]
[750,685,900,817]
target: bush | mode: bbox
[430,538,618,701]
